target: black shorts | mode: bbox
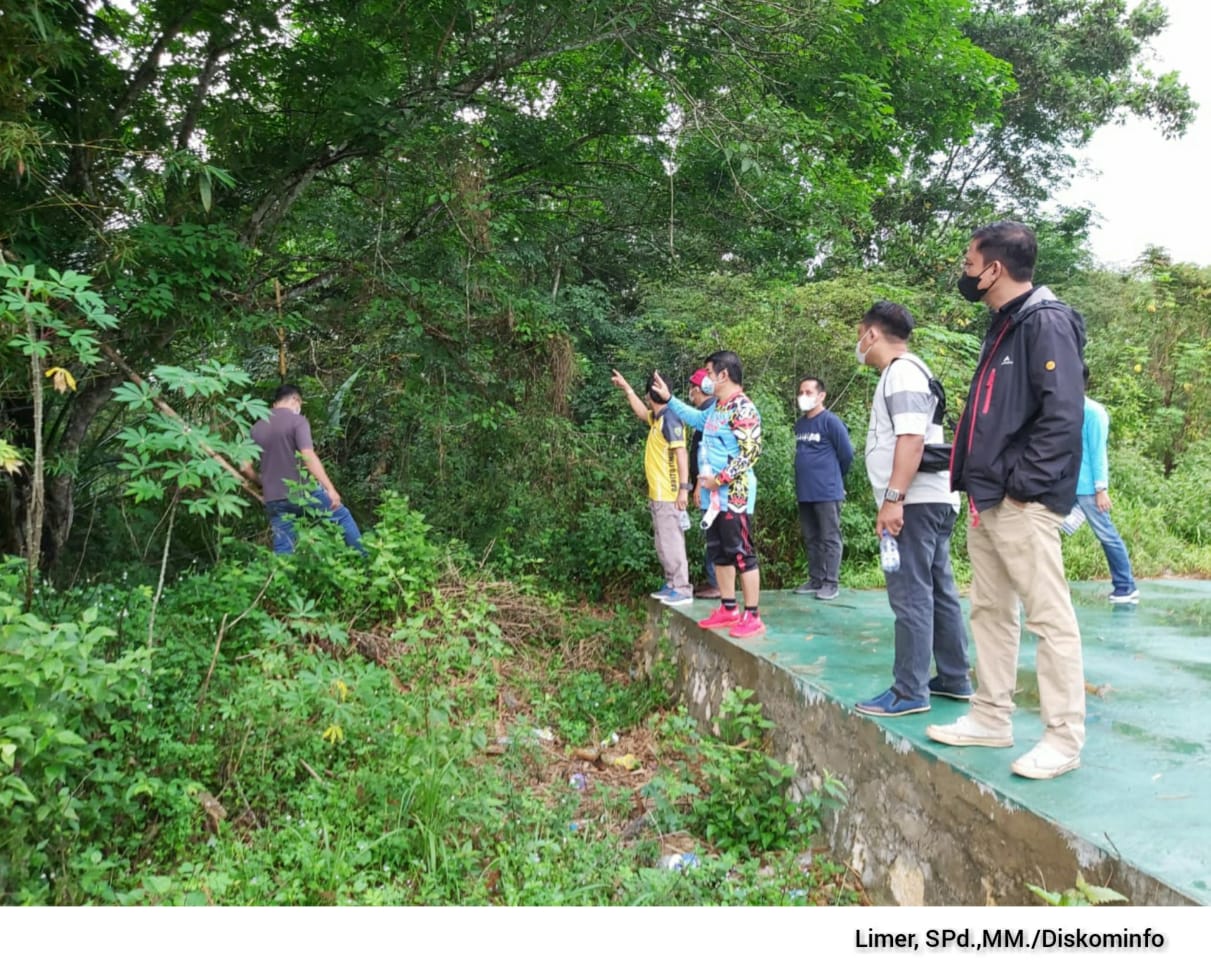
[706,511,759,572]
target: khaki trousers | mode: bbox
[967,500,1086,755]
[650,500,691,592]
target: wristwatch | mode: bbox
[678,483,693,491]
[883,487,904,503]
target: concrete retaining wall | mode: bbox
[647,602,1195,906]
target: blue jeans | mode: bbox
[1077,494,1135,592]
[883,502,970,701]
[265,487,365,555]
[703,544,717,588]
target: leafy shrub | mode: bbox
[1164,437,1211,547]
[647,690,846,857]
[1027,872,1127,906]
[0,585,149,901]
[1061,442,1211,581]
[538,667,672,746]
[270,491,448,626]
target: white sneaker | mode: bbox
[925,714,1013,748]
[1010,742,1080,780]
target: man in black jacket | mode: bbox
[925,221,1087,781]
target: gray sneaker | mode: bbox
[660,590,694,607]
[793,581,819,596]
[814,584,839,601]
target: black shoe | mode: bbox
[793,581,819,596]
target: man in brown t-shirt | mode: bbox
[242,384,364,554]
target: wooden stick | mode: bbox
[299,759,325,784]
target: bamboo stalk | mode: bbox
[24,283,44,610]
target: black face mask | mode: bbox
[957,264,994,303]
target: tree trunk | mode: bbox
[0,376,120,575]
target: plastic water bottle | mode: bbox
[658,852,700,871]
[677,509,691,532]
[1060,502,1086,535]
[880,531,901,573]
[699,466,721,530]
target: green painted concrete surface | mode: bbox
[677,579,1211,903]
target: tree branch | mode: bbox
[176,40,234,150]
[242,144,369,245]
[111,7,199,123]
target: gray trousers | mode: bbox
[650,500,690,592]
[882,502,970,701]
[797,500,842,589]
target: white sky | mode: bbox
[1054,0,1211,267]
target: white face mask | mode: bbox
[855,329,873,366]
[797,394,818,413]
[700,375,716,396]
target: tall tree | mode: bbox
[863,0,1197,279]
[0,0,1190,571]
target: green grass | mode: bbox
[1,525,864,905]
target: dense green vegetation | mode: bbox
[2,0,1208,904]
[1,512,856,904]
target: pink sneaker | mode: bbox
[697,605,742,629]
[728,611,766,640]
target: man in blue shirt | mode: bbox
[792,376,853,600]
[1077,369,1138,604]
[687,369,721,599]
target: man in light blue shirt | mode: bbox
[1077,369,1138,603]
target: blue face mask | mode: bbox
[700,376,716,396]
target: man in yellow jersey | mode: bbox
[611,369,693,605]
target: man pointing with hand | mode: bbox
[650,351,766,640]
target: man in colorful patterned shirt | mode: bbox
[651,351,765,639]
[611,369,693,605]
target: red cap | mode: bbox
[689,368,709,387]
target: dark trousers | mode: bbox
[797,500,842,589]
[883,502,970,701]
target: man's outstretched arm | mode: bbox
[610,369,651,423]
